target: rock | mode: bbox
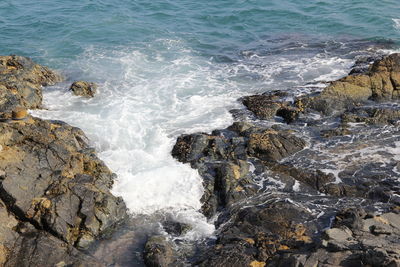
[162,221,192,236]
[247,128,306,162]
[298,53,400,114]
[196,200,315,266]
[242,91,301,123]
[143,235,175,267]
[0,55,62,111]
[11,107,28,120]
[172,123,305,217]
[267,163,336,193]
[342,107,400,125]
[0,117,127,263]
[70,81,98,97]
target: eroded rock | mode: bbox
[0,55,62,111]
[70,81,98,97]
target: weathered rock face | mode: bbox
[196,200,315,267]
[0,55,62,111]
[70,81,98,97]
[143,235,175,267]
[268,208,400,267]
[0,117,127,265]
[299,53,400,114]
[172,53,400,267]
[0,56,127,266]
[172,122,306,217]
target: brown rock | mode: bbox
[11,107,28,120]
[0,55,62,111]
[70,81,98,97]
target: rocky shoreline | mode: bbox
[0,55,127,266]
[165,54,400,266]
[0,53,399,267]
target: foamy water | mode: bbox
[31,38,385,238]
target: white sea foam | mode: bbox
[393,18,400,30]
[32,39,357,238]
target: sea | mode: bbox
[1,0,400,262]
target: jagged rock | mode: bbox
[70,81,98,97]
[247,128,306,162]
[342,107,400,125]
[172,123,305,217]
[0,117,127,264]
[143,235,175,267]
[268,208,400,267]
[0,55,62,111]
[242,91,301,123]
[299,53,400,114]
[196,200,315,266]
[267,163,336,192]
[162,221,192,236]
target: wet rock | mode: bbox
[0,55,62,111]
[162,221,192,236]
[172,123,306,217]
[196,200,315,266]
[242,94,284,120]
[342,107,400,125]
[0,117,127,263]
[70,81,98,97]
[299,53,400,114]
[143,235,175,267]
[247,128,306,162]
[267,163,336,193]
[242,91,301,123]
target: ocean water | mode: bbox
[1,0,400,240]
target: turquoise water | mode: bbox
[1,0,400,241]
[1,0,399,63]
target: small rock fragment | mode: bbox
[70,81,98,97]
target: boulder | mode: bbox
[299,53,400,114]
[0,55,62,111]
[143,235,175,267]
[247,128,306,162]
[70,81,97,97]
[0,117,127,264]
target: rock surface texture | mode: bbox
[0,56,127,266]
[172,53,400,267]
[70,81,98,97]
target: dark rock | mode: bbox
[70,81,98,97]
[196,200,315,266]
[247,128,306,162]
[0,117,127,263]
[143,235,175,267]
[0,55,62,111]
[162,221,191,236]
[342,107,400,125]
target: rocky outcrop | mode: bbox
[269,208,400,266]
[300,53,400,114]
[0,56,127,266]
[70,81,98,97]
[172,122,306,217]
[0,55,62,111]
[143,235,175,267]
[172,53,400,267]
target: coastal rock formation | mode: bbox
[172,53,400,267]
[0,55,62,111]
[70,81,98,97]
[143,235,175,267]
[0,56,127,266]
[300,53,400,114]
[172,122,306,217]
